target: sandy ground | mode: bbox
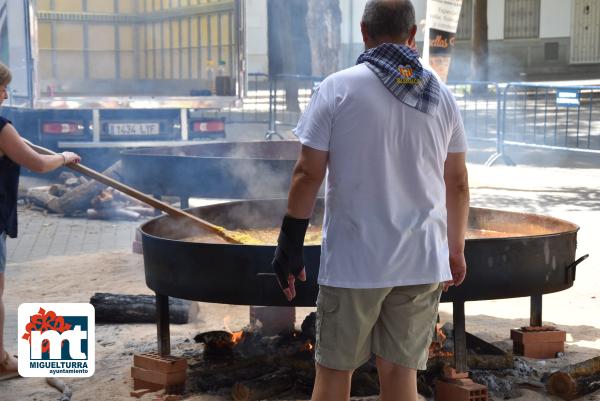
[2,250,599,401]
[2,161,600,401]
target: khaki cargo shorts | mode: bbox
[315,282,442,371]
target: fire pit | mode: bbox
[140,199,586,373]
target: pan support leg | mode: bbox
[156,293,171,356]
[180,196,190,209]
[453,301,468,373]
[530,293,543,327]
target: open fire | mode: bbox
[185,315,517,400]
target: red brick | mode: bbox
[131,366,186,386]
[133,352,187,374]
[133,379,163,391]
[443,366,469,380]
[133,378,184,395]
[513,341,564,359]
[510,328,566,344]
[435,379,488,401]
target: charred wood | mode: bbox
[90,293,198,324]
[231,368,295,401]
[91,189,114,209]
[547,356,600,400]
[49,184,67,197]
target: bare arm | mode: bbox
[287,145,328,219]
[0,124,80,173]
[444,152,469,288]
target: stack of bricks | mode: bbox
[435,367,488,401]
[511,326,567,359]
[131,352,187,396]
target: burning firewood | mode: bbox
[231,367,295,401]
[546,355,600,400]
[194,330,245,350]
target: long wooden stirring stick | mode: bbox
[27,143,259,245]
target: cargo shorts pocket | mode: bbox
[315,287,339,354]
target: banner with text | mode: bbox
[424,0,463,82]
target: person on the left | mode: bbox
[0,62,81,381]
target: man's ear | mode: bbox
[360,22,369,44]
[408,24,418,45]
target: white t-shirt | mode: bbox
[294,63,467,289]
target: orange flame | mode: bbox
[231,330,244,345]
[428,324,453,358]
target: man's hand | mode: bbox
[272,215,309,301]
[443,252,467,292]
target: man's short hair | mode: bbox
[361,0,416,41]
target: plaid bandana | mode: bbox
[356,43,440,115]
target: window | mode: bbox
[504,0,540,39]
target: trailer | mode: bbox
[0,0,245,168]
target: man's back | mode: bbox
[295,63,466,288]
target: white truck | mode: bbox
[0,0,245,166]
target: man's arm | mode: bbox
[444,152,469,290]
[287,145,328,218]
[273,145,328,301]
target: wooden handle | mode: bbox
[28,143,244,244]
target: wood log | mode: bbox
[231,368,294,401]
[64,177,80,187]
[26,187,59,212]
[86,208,140,221]
[58,171,76,184]
[49,184,67,197]
[90,189,114,209]
[547,356,600,400]
[48,161,124,215]
[89,293,198,324]
[125,206,155,216]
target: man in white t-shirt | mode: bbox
[271,1,470,400]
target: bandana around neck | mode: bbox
[356,43,440,115]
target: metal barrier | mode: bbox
[266,74,324,140]
[487,83,600,165]
[447,81,502,144]
[205,73,271,124]
[212,76,600,166]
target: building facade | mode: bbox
[248,0,600,82]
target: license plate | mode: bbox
[108,123,160,136]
